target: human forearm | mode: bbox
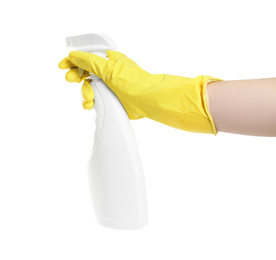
[206,78,276,137]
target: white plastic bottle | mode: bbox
[66,34,148,229]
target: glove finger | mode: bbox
[81,79,94,102]
[69,51,108,78]
[106,50,125,60]
[58,57,76,69]
[82,100,94,110]
[81,80,94,110]
[65,68,89,83]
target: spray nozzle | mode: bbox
[66,33,116,53]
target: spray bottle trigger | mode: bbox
[78,67,84,78]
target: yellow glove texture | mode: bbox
[59,51,223,135]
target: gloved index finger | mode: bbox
[69,51,108,78]
[58,57,76,69]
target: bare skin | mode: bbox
[206,78,276,137]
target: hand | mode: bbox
[59,51,222,134]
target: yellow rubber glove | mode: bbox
[59,51,223,135]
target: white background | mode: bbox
[0,0,276,259]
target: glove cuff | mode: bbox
[202,76,224,135]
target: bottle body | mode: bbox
[87,78,148,229]
[65,33,148,229]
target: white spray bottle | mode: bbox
[66,34,148,229]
